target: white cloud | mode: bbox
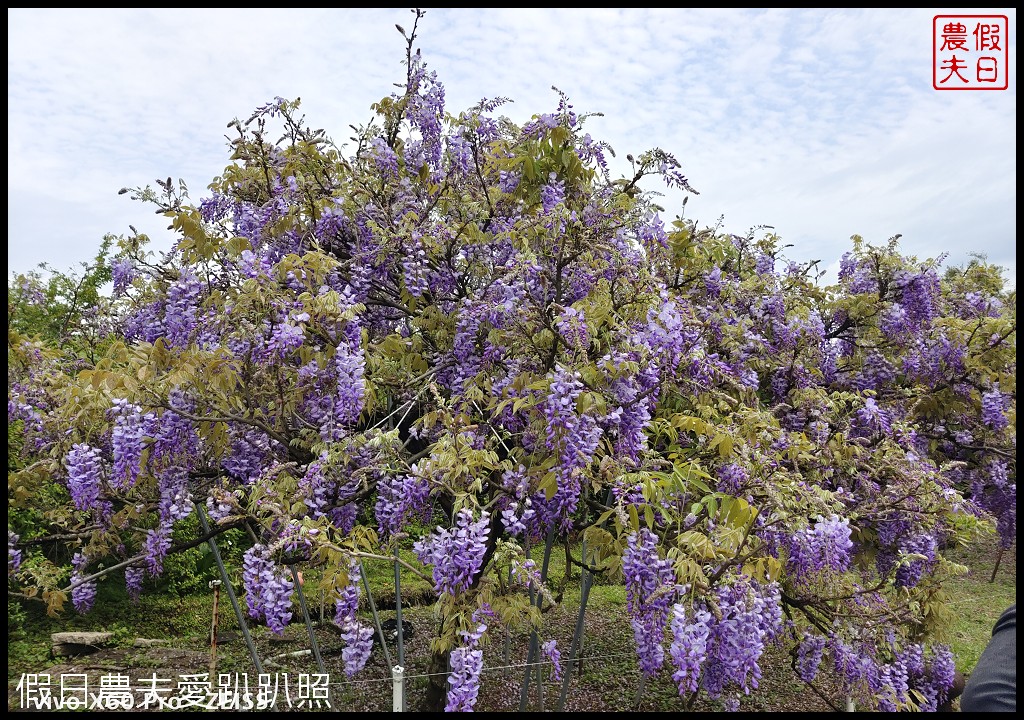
[7,8,1016,287]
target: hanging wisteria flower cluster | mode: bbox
[334,565,374,677]
[242,544,294,635]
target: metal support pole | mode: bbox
[537,528,556,712]
[560,488,612,706]
[360,564,393,669]
[291,566,325,675]
[519,528,556,711]
[503,566,512,675]
[634,673,646,710]
[519,543,536,712]
[557,537,594,711]
[196,504,264,675]
[536,643,544,710]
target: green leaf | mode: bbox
[538,471,559,500]
[643,504,655,529]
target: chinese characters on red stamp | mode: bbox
[934,15,1009,90]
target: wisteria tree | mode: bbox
[8,10,1015,712]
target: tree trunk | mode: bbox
[425,645,449,712]
[424,507,506,711]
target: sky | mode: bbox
[7,8,1017,287]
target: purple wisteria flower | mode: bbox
[402,234,430,298]
[851,397,892,438]
[716,463,749,495]
[335,566,374,677]
[413,509,490,595]
[9,531,22,575]
[498,169,520,193]
[981,388,1010,431]
[542,639,562,681]
[787,515,854,582]
[704,266,723,298]
[498,466,536,537]
[797,632,827,682]
[537,366,601,530]
[207,487,240,523]
[447,612,489,711]
[70,552,96,614]
[333,331,366,426]
[540,173,565,213]
[755,253,775,276]
[111,258,136,297]
[623,529,678,677]
[65,443,104,511]
[125,565,145,603]
[242,543,294,635]
[700,578,782,697]
[922,645,956,710]
[145,525,172,577]
[894,533,937,589]
[375,469,431,538]
[667,577,783,700]
[370,137,400,180]
[555,306,589,351]
[110,399,156,490]
[973,460,1016,548]
[447,645,484,711]
[669,603,712,693]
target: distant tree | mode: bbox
[9,236,113,357]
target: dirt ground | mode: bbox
[7,605,837,713]
[10,646,213,712]
[9,536,1013,712]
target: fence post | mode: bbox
[989,546,1005,583]
[394,559,406,709]
[392,665,406,712]
[195,504,264,675]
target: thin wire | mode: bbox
[321,651,637,688]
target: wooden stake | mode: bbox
[209,580,221,681]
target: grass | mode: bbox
[7,582,243,680]
[939,529,1016,674]
[7,530,1015,712]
